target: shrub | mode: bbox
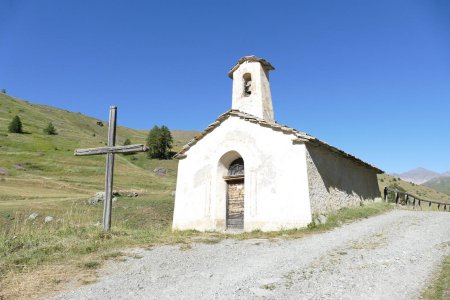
[8,115,23,133]
[43,122,57,135]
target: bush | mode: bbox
[122,138,134,155]
[8,115,23,133]
[43,122,57,135]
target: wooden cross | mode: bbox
[74,106,148,231]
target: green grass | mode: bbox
[423,255,450,300]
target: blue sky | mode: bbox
[1,0,449,173]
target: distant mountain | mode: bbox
[442,170,450,177]
[393,167,441,184]
[423,176,450,195]
[393,167,450,194]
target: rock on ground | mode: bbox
[28,212,38,220]
[87,191,120,205]
[153,167,167,176]
[51,210,450,300]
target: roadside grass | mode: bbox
[422,255,450,300]
[0,199,392,299]
[231,201,393,240]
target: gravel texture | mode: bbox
[51,210,450,300]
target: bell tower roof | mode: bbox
[228,55,275,79]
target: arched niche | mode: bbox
[217,151,245,230]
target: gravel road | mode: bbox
[51,210,449,300]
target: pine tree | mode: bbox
[8,115,23,133]
[159,125,173,158]
[146,125,173,159]
[43,122,57,135]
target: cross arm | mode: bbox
[74,144,148,156]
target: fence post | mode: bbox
[395,192,399,207]
[412,197,416,209]
[405,194,409,206]
[384,187,388,203]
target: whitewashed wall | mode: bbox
[173,116,312,232]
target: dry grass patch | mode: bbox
[422,255,450,300]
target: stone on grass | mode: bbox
[317,214,328,224]
[14,164,26,171]
[28,212,39,220]
[87,197,99,205]
[87,191,120,205]
[153,167,167,176]
[44,216,54,223]
[0,167,8,175]
[313,214,328,225]
[127,192,139,197]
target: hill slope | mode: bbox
[423,176,450,195]
[0,92,197,210]
[378,173,450,204]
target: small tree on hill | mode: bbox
[43,122,57,135]
[146,125,173,159]
[8,115,23,133]
[122,138,133,155]
[1,89,6,94]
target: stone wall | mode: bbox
[305,145,381,215]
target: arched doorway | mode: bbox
[224,158,245,229]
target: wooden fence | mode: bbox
[384,187,449,212]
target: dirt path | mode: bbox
[51,210,450,299]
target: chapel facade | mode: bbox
[173,56,382,232]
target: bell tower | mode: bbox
[228,56,275,122]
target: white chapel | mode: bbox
[173,56,382,232]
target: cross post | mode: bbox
[104,106,117,231]
[74,106,148,231]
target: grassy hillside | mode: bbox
[0,93,195,196]
[378,173,450,204]
[422,176,450,196]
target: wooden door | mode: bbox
[226,180,244,229]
